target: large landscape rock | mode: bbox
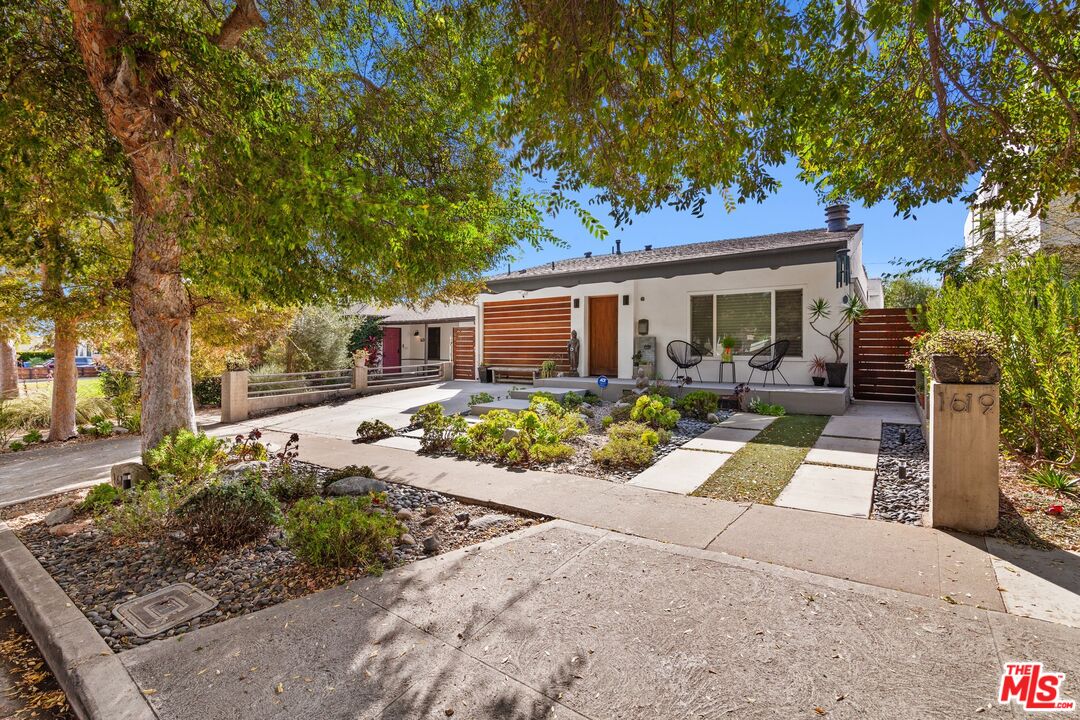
[44,505,75,527]
[326,476,388,496]
[220,460,270,483]
[110,462,150,490]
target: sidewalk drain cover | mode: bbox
[113,583,217,638]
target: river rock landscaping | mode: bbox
[871,423,929,525]
[2,462,536,653]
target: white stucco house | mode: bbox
[350,302,477,380]
[473,205,880,400]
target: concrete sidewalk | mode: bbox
[121,521,1080,720]
[288,433,1011,615]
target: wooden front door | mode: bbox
[588,295,619,376]
[452,327,475,379]
[382,327,401,373]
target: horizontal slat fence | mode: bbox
[482,296,572,371]
[853,308,917,402]
[452,327,475,380]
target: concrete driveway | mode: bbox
[225,380,512,439]
[0,382,510,506]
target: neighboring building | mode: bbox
[475,205,878,387]
[350,302,477,380]
[964,190,1080,256]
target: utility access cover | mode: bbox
[113,583,217,638]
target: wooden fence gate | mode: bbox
[452,327,476,380]
[853,308,917,402]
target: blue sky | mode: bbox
[514,160,974,280]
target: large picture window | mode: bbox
[689,289,803,357]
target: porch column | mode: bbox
[440,361,453,380]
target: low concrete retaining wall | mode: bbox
[0,524,156,720]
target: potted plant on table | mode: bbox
[808,297,866,387]
[720,335,736,362]
[809,355,828,386]
[906,329,1002,384]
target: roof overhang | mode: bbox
[380,316,475,326]
[483,240,849,293]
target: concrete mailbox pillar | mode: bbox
[353,365,369,392]
[929,382,1000,532]
[220,370,250,423]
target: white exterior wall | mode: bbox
[480,259,855,385]
[390,321,471,366]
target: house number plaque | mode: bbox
[935,390,996,415]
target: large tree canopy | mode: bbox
[489,0,1079,221]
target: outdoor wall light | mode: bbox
[413,331,420,337]
[638,319,649,335]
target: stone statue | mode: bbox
[566,330,581,376]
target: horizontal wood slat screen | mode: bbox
[482,296,572,371]
[853,308,917,402]
[452,327,475,380]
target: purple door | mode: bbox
[382,327,401,373]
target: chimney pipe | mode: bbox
[825,203,850,232]
[584,251,592,258]
[644,244,652,251]
[615,238,622,255]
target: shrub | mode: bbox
[609,403,633,424]
[21,429,43,444]
[539,359,558,379]
[227,429,269,462]
[100,370,141,426]
[923,254,1080,466]
[192,376,222,407]
[284,495,402,569]
[561,392,584,409]
[77,483,121,513]
[452,398,584,466]
[324,464,376,484]
[748,399,786,416]
[1026,466,1078,496]
[86,415,114,437]
[592,423,666,469]
[145,430,226,488]
[175,481,281,549]
[675,391,720,420]
[104,484,185,541]
[907,329,1004,381]
[0,399,20,450]
[354,420,394,443]
[410,403,467,453]
[601,415,614,429]
[269,465,320,502]
[467,392,494,407]
[8,441,25,452]
[630,394,680,430]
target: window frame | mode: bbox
[687,286,805,359]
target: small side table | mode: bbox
[718,360,736,383]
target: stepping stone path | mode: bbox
[779,412,885,518]
[469,398,533,416]
[627,413,776,495]
[628,449,733,495]
[508,387,577,402]
[774,464,875,518]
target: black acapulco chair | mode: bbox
[666,340,704,384]
[747,339,791,386]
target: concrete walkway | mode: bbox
[627,413,773,495]
[120,521,1080,720]
[777,401,920,519]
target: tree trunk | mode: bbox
[69,0,198,453]
[0,336,17,399]
[49,317,78,441]
[130,185,196,452]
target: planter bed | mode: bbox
[871,423,929,525]
[2,464,536,653]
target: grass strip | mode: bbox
[691,414,828,504]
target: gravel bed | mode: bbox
[872,423,929,525]
[549,406,722,483]
[9,465,536,653]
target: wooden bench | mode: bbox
[486,365,539,384]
